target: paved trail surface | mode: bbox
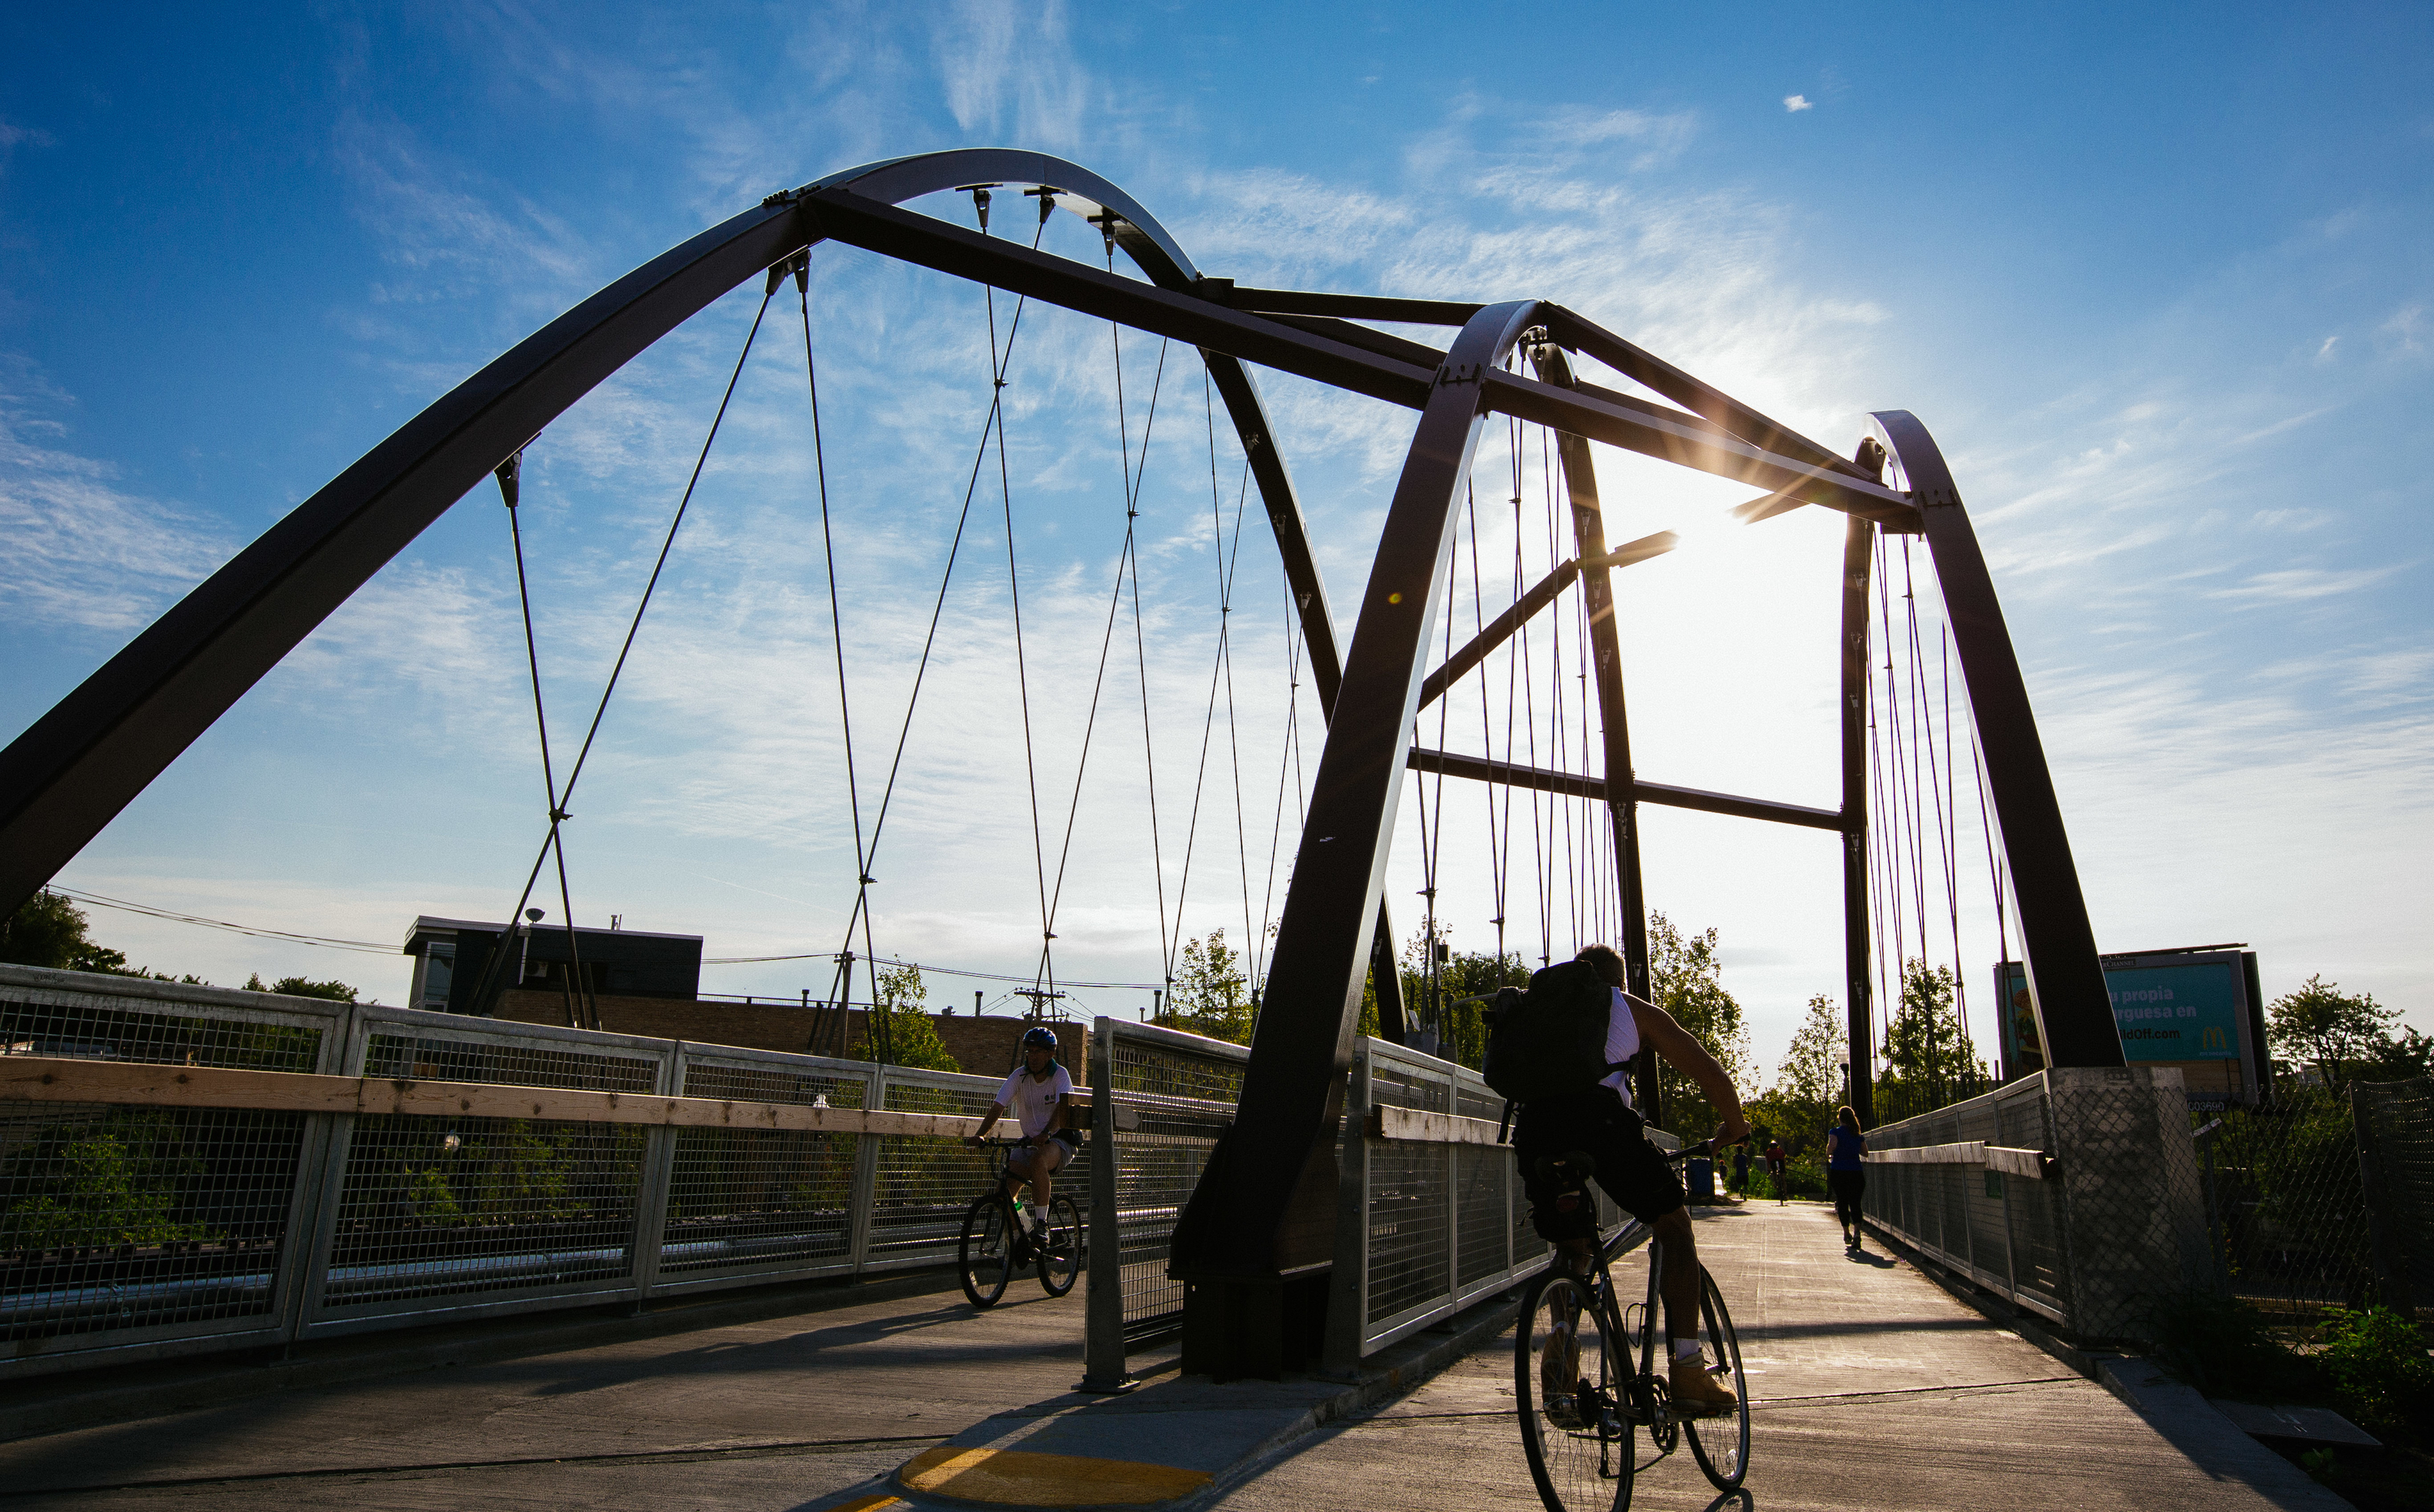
[0,1205,2328,1510]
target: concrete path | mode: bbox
[0,1202,2343,1510]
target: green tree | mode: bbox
[246,973,359,1003]
[1755,994,1847,1154]
[1878,958,1987,1117]
[1395,922,1525,1068]
[853,963,961,1072]
[1159,930,1254,1044]
[2,891,130,974]
[1646,913,1755,1135]
[2268,975,2401,1093]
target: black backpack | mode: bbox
[1481,960,1628,1105]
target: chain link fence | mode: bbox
[0,964,1026,1380]
[2202,1077,2434,1324]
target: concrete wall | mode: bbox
[492,990,1087,1083]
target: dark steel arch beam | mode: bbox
[1169,300,1545,1377]
[0,152,1366,947]
[1869,411,2122,1070]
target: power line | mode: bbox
[701,949,1163,992]
[44,887,396,956]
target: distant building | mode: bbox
[403,916,703,1014]
[398,914,1080,1080]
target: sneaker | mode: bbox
[1669,1359,1738,1417]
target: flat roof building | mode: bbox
[403,916,703,1016]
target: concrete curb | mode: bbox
[0,1265,957,1445]
[1860,1221,2356,1512]
[2097,1358,2357,1511]
[879,1286,1520,1512]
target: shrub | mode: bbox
[2316,1306,2434,1441]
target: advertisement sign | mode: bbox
[1996,947,2264,1104]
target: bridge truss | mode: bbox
[0,149,2127,1375]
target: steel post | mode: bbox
[1170,303,1543,1377]
[1839,511,1876,1125]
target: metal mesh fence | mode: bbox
[0,972,341,1359]
[1864,1067,2211,1341]
[2353,1078,2434,1320]
[2200,1080,2434,1324]
[868,1067,1005,1271]
[317,1021,667,1314]
[1100,1024,1242,1341]
[657,1053,873,1282]
[0,965,1078,1381]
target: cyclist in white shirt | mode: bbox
[965,1025,1075,1238]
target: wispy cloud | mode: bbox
[0,359,229,633]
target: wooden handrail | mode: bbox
[0,1055,988,1140]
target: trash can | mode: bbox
[1686,1156,1715,1205]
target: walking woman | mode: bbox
[1826,1106,1868,1250]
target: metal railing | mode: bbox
[1322,1037,1555,1367]
[1862,1064,2210,1341]
[1080,1018,1245,1390]
[0,964,1017,1380]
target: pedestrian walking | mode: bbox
[1826,1106,1869,1249]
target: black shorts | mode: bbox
[1514,1089,1684,1241]
[1827,1169,1865,1204]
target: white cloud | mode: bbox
[1783,95,1813,113]
[0,360,230,632]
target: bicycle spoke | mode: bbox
[1516,1270,1631,1512]
[1684,1269,1750,1490]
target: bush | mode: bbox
[2317,1306,2434,1441]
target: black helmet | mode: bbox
[1021,1026,1058,1051]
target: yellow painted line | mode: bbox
[897,1446,1213,1506]
[831,1496,907,1512]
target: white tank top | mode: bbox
[1602,988,1645,1104]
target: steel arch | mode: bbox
[0,152,1367,976]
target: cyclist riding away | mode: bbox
[965,1026,1076,1243]
[1502,944,1751,1419]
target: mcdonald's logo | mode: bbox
[2200,1025,2228,1051]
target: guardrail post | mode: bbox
[627,1042,685,1305]
[1322,1041,1371,1372]
[846,1064,884,1275]
[1082,1018,1133,1391]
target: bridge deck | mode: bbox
[0,1203,2335,1510]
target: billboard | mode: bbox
[1996,947,2266,1104]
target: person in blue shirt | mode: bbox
[1825,1106,1867,1250]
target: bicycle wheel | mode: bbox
[1037,1193,1082,1297]
[1516,1269,1633,1512]
[1683,1268,1750,1490]
[958,1193,1014,1309]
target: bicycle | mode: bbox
[1513,1140,1750,1512]
[957,1137,1082,1308]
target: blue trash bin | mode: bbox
[1686,1155,1715,1205]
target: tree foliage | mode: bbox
[2268,975,2402,1093]
[1158,930,1254,1045]
[1395,922,1525,1069]
[1876,958,1987,1117]
[854,963,961,1072]
[2,891,131,974]
[247,973,358,1003]
[1748,993,1847,1154]
[1645,913,1753,1135]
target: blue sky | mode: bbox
[2,2,2427,1071]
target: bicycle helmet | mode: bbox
[1021,1025,1058,1051]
